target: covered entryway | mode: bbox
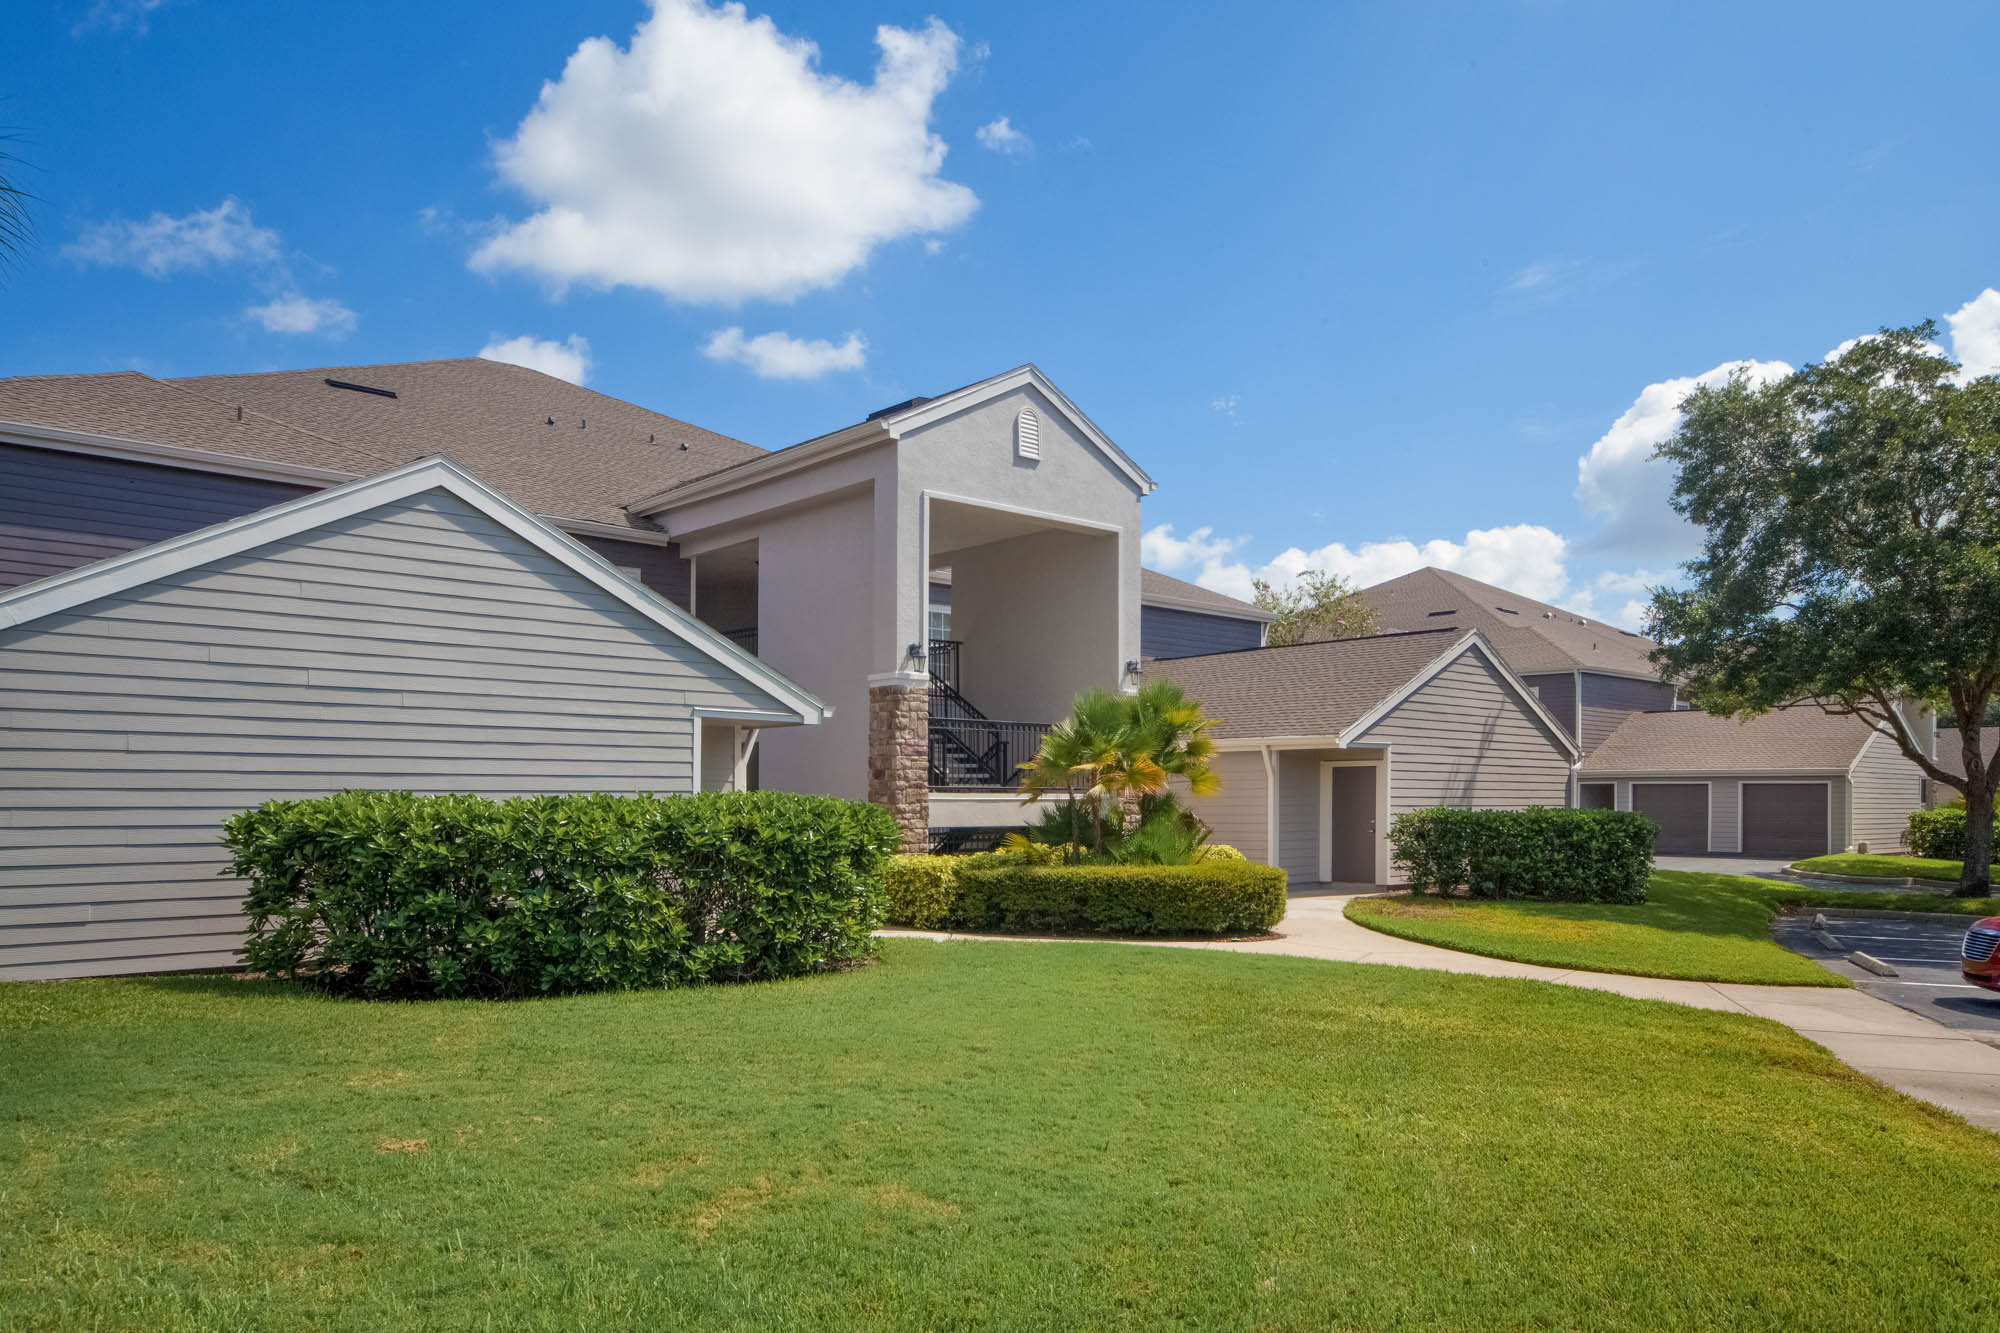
[1741,782,1830,857]
[1323,764,1378,883]
[1579,782,1615,810]
[1632,783,1709,854]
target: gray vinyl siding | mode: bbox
[1181,750,1268,864]
[0,442,310,591]
[1276,749,1336,884]
[0,488,791,982]
[1578,672,1676,753]
[1849,732,1926,851]
[1520,672,1576,739]
[1141,605,1264,659]
[1357,651,1573,816]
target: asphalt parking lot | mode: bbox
[1776,911,2000,1037]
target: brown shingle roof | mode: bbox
[1581,706,1881,775]
[1149,629,1463,741]
[1363,566,1660,678]
[1937,727,2000,784]
[165,358,765,531]
[0,371,393,474]
[1140,568,1273,620]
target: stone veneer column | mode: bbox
[868,676,930,853]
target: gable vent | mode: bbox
[1016,408,1041,461]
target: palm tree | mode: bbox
[0,136,33,272]
[1016,681,1222,860]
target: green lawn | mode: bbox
[7,941,2000,1330]
[1345,871,1846,985]
[1794,852,1972,882]
[1345,870,2000,985]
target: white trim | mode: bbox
[3,418,686,551]
[1,419,360,486]
[633,365,1156,515]
[0,455,832,724]
[628,418,894,515]
[1140,588,1277,623]
[1340,632,1581,761]
[922,488,1125,537]
[1738,778,1835,858]
[1318,755,1386,886]
[1583,768,1849,779]
[886,365,1155,495]
[1261,745,1280,870]
[1630,780,1713,853]
[867,671,930,689]
[1215,734,1350,752]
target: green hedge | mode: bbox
[1907,804,1996,862]
[1388,806,1655,904]
[881,850,1286,936]
[223,790,898,999]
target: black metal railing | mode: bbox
[928,717,1053,789]
[718,625,758,655]
[928,638,961,692]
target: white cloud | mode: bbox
[244,293,358,338]
[471,0,978,304]
[66,197,281,277]
[1143,521,1571,606]
[1210,394,1238,417]
[1560,568,1675,632]
[700,326,866,380]
[1573,358,1792,557]
[74,0,171,36]
[1947,288,2000,379]
[976,116,1031,155]
[478,333,593,384]
[1503,258,1576,293]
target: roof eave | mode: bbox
[627,418,895,516]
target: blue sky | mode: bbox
[6,0,1999,626]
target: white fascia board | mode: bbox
[628,419,893,515]
[0,455,832,725]
[1141,590,1277,623]
[1213,735,1351,751]
[1580,767,1850,779]
[0,418,362,486]
[1340,631,1582,761]
[3,419,682,552]
[889,364,1156,495]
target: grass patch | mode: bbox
[1347,870,2000,984]
[1345,871,1847,985]
[1794,853,1971,882]
[6,941,2000,1328]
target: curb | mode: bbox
[1784,867,1959,889]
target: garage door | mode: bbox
[1741,783,1829,858]
[1633,784,1708,854]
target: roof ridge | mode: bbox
[1144,625,1461,663]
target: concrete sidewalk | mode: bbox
[885,890,2000,1131]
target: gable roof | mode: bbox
[1362,566,1661,678]
[1580,707,1880,775]
[628,363,1154,514]
[0,371,392,481]
[1140,568,1275,621]
[1150,628,1576,756]
[0,455,830,725]
[169,358,763,531]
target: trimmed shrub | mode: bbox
[947,861,1287,936]
[1195,844,1246,863]
[1389,806,1654,904]
[1907,804,1995,862]
[882,854,960,930]
[223,790,898,999]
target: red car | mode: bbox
[1964,918,2000,992]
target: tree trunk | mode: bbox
[1957,750,1993,897]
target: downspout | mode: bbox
[1262,744,1280,870]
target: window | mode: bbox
[928,606,951,639]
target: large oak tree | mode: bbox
[1648,323,2000,893]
